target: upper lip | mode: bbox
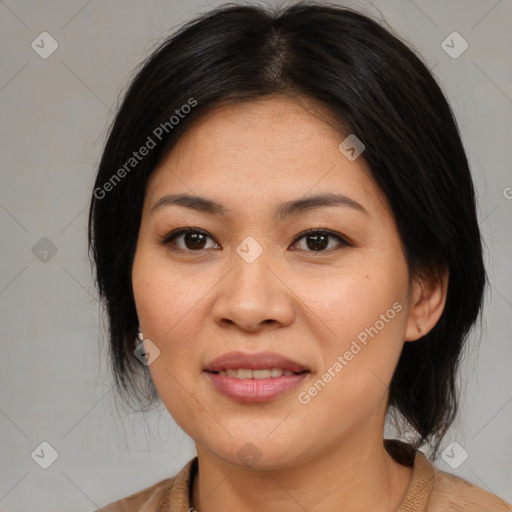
[204,351,309,373]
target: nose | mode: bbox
[211,246,295,332]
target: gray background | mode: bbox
[0,0,511,510]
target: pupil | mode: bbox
[186,233,206,249]
[307,234,328,251]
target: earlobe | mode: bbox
[405,266,449,342]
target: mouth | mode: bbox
[203,351,310,402]
[208,368,307,379]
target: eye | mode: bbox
[160,227,350,253]
[159,228,220,252]
[291,229,349,252]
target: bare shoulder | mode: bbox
[430,467,512,511]
[92,477,174,512]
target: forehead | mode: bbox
[145,96,389,216]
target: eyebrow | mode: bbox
[150,192,369,220]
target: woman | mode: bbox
[88,2,512,511]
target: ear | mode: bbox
[405,265,449,342]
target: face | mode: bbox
[132,96,416,469]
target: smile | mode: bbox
[215,368,300,379]
[203,350,311,402]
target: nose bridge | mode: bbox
[212,237,294,329]
[229,238,274,304]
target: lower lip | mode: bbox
[205,372,309,402]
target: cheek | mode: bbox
[301,261,408,392]
[298,286,406,426]
[131,250,210,425]
[132,249,210,348]
[305,265,404,341]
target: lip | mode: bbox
[204,351,309,373]
[203,351,310,402]
[205,372,309,402]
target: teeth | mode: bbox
[252,369,270,379]
[237,369,253,379]
[217,368,299,379]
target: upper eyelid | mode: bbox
[294,228,346,240]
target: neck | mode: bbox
[190,427,412,512]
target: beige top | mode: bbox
[95,440,512,512]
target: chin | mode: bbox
[203,435,309,471]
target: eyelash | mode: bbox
[159,227,352,254]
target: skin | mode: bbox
[131,96,448,511]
